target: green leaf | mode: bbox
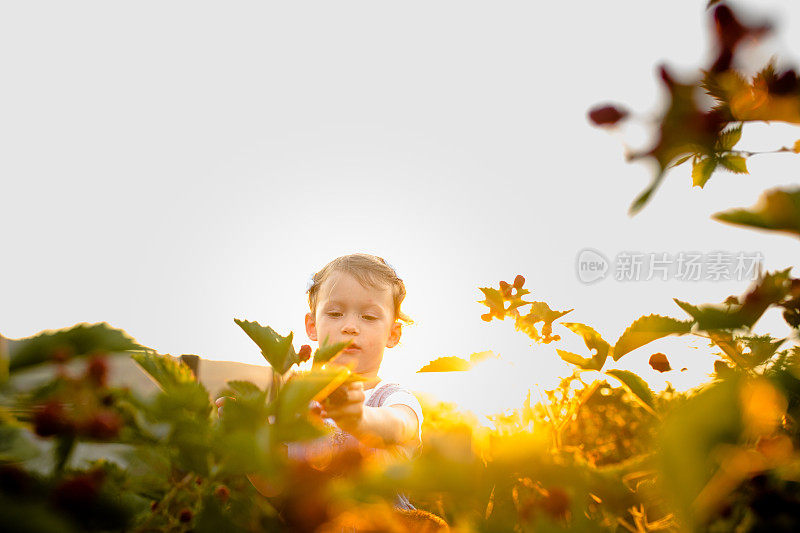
[131,351,198,391]
[743,335,785,367]
[718,154,748,174]
[0,423,39,463]
[692,157,717,188]
[560,322,610,370]
[613,314,693,360]
[713,187,800,238]
[674,268,793,331]
[605,369,657,414]
[628,173,664,215]
[716,124,742,151]
[218,381,269,433]
[223,380,266,401]
[311,336,352,368]
[657,376,743,527]
[417,356,472,372]
[234,319,297,375]
[7,322,144,373]
[273,367,351,442]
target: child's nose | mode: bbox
[341,317,359,334]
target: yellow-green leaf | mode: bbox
[692,158,718,188]
[713,187,800,238]
[718,154,748,174]
[793,139,800,153]
[716,124,742,151]
[613,314,693,360]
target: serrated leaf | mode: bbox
[743,336,785,367]
[718,154,748,174]
[675,299,746,331]
[417,356,471,372]
[613,315,693,360]
[692,157,718,188]
[223,380,266,401]
[606,369,657,414]
[7,322,145,372]
[713,187,800,238]
[234,319,297,375]
[716,124,742,151]
[131,351,199,391]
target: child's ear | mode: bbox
[386,321,402,348]
[305,312,318,342]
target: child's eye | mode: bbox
[326,312,342,318]
[362,315,377,321]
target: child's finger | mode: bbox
[215,396,234,418]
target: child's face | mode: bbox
[305,271,401,377]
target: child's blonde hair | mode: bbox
[307,253,413,325]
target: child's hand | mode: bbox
[321,381,365,433]
[215,396,234,418]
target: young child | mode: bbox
[295,254,424,507]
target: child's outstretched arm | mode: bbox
[322,382,419,448]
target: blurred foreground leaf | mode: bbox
[7,323,144,373]
[713,187,800,238]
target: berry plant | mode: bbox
[1,2,800,531]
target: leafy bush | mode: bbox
[2,2,800,531]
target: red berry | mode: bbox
[214,484,230,503]
[588,105,628,127]
[481,314,492,322]
[514,275,525,288]
[51,471,104,509]
[33,401,74,437]
[649,353,672,373]
[179,508,193,523]
[81,410,122,440]
[85,355,108,387]
[51,346,71,363]
[298,344,312,363]
[540,487,570,519]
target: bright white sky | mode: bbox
[2,1,799,416]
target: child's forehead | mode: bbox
[319,271,393,301]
